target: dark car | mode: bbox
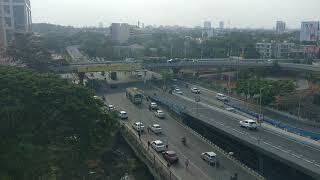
[162,151,179,164]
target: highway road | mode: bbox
[143,84,320,179]
[104,90,262,180]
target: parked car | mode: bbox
[162,151,179,164]
[132,122,145,132]
[191,87,200,94]
[118,111,128,120]
[216,93,228,101]
[151,140,166,152]
[148,124,162,134]
[149,102,158,110]
[240,119,258,130]
[201,152,218,166]
[155,110,165,118]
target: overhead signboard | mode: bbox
[77,63,143,72]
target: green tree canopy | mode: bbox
[6,33,53,72]
[0,66,117,179]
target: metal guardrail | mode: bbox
[225,102,320,141]
[120,123,181,180]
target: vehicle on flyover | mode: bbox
[154,110,165,119]
[201,152,218,166]
[148,124,162,134]
[240,119,258,130]
[191,87,200,94]
[132,122,145,132]
[162,151,179,164]
[118,111,128,120]
[126,87,143,104]
[216,93,228,102]
[149,102,158,110]
[151,140,166,152]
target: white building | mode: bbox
[274,42,295,59]
[0,0,32,47]
[203,21,213,38]
[256,43,273,59]
[300,21,320,42]
[276,21,286,34]
[110,23,129,44]
[256,42,295,59]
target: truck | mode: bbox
[126,87,143,104]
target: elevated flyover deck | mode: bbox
[52,60,320,75]
[144,89,320,180]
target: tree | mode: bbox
[5,33,52,72]
[0,66,117,179]
[234,79,295,105]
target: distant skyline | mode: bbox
[31,0,320,29]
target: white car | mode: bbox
[155,110,165,118]
[191,87,200,94]
[216,93,228,101]
[149,124,162,134]
[174,88,183,95]
[201,152,218,166]
[132,122,145,132]
[240,119,258,130]
[149,102,158,110]
[151,140,166,152]
[118,111,128,120]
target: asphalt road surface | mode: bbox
[104,90,261,180]
[143,84,320,179]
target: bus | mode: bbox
[126,87,143,104]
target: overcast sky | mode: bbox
[31,0,320,29]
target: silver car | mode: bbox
[201,152,217,166]
[149,124,162,134]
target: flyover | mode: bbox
[51,60,320,75]
[144,84,320,180]
[103,87,264,180]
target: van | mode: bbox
[240,119,258,130]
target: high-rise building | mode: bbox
[300,21,320,42]
[219,21,224,29]
[203,21,213,38]
[0,0,32,47]
[276,21,286,34]
[110,23,129,44]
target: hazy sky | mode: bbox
[31,0,320,28]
